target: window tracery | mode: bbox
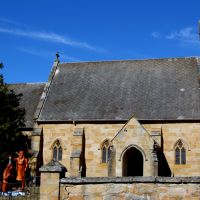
[101,140,111,163]
[175,140,186,164]
[52,140,62,161]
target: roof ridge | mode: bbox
[59,56,200,65]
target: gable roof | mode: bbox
[38,57,200,121]
[9,83,46,128]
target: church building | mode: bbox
[12,56,200,179]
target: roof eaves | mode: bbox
[36,118,200,124]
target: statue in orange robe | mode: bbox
[2,164,13,192]
[14,150,28,190]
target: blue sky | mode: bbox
[1,0,200,83]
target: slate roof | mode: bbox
[9,83,46,128]
[38,57,200,121]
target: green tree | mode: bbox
[0,63,25,167]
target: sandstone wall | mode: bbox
[41,124,74,175]
[60,177,200,200]
[144,123,200,176]
[39,122,200,177]
[41,123,124,177]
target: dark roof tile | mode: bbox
[9,83,46,127]
[38,57,200,121]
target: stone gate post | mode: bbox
[39,160,67,200]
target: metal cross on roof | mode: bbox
[56,52,60,60]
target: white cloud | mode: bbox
[18,47,80,62]
[151,31,160,38]
[165,27,199,45]
[152,26,200,46]
[0,27,104,51]
[0,17,24,26]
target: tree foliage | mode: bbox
[0,63,25,164]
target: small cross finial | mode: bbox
[56,52,60,60]
[198,20,200,40]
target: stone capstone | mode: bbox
[39,159,67,172]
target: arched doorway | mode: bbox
[122,147,143,176]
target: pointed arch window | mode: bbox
[52,140,62,161]
[175,140,186,164]
[101,140,111,163]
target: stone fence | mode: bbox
[60,177,200,200]
[39,160,200,200]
